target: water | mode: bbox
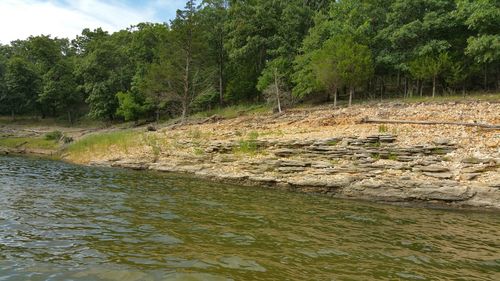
[0,156,498,281]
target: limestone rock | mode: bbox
[423,172,453,179]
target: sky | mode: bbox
[0,0,186,44]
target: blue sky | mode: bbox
[0,0,187,44]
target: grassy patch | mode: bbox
[326,140,339,146]
[65,130,140,161]
[234,131,260,155]
[388,153,398,161]
[0,137,58,150]
[193,147,205,155]
[45,130,63,141]
[378,125,388,133]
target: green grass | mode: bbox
[0,137,59,150]
[378,125,389,133]
[65,130,139,159]
[233,131,261,155]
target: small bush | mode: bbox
[188,128,203,139]
[388,153,398,161]
[234,131,260,154]
[378,125,388,133]
[45,130,63,141]
[327,140,339,146]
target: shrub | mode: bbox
[45,130,63,141]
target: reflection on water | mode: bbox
[0,156,499,280]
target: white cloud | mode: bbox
[0,0,181,44]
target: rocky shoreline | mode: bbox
[89,132,500,210]
[2,100,500,210]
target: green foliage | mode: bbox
[65,130,138,158]
[466,35,500,64]
[378,125,389,133]
[44,130,63,141]
[4,56,41,116]
[234,131,260,154]
[312,36,374,97]
[116,91,145,122]
[0,137,58,150]
[0,0,498,122]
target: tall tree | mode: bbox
[4,57,41,119]
[201,0,229,106]
[313,36,374,107]
[169,0,210,121]
[457,0,500,89]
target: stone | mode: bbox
[433,138,450,146]
[409,186,474,202]
[288,179,327,187]
[277,167,306,173]
[423,172,453,179]
[248,176,277,183]
[273,148,296,157]
[277,160,310,167]
[311,161,334,169]
[462,157,494,165]
[420,165,450,173]
[461,173,480,181]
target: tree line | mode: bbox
[0,0,498,123]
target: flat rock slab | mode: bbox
[420,165,450,173]
[423,172,453,179]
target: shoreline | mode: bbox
[2,99,499,211]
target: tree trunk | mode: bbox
[182,44,192,124]
[404,77,408,98]
[11,109,14,121]
[484,64,488,90]
[67,111,73,125]
[274,68,282,113]
[181,103,187,124]
[349,87,354,107]
[333,86,338,107]
[156,108,160,123]
[218,32,224,106]
[397,70,401,93]
[380,76,385,102]
[432,75,436,98]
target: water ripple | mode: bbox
[0,155,499,281]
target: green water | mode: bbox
[0,156,498,281]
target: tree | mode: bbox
[200,0,229,106]
[457,0,500,89]
[116,91,145,122]
[40,59,80,123]
[0,47,6,114]
[168,0,210,122]
[312,36,374,107]
[257,59,292,113]
[76,34,132,120]
[139,58,178,122]
[293,0,391,99]
[409,53,451,98]
[4,57,41,119]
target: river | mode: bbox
[0,156,498,280]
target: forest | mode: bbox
[0,0,498,123]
